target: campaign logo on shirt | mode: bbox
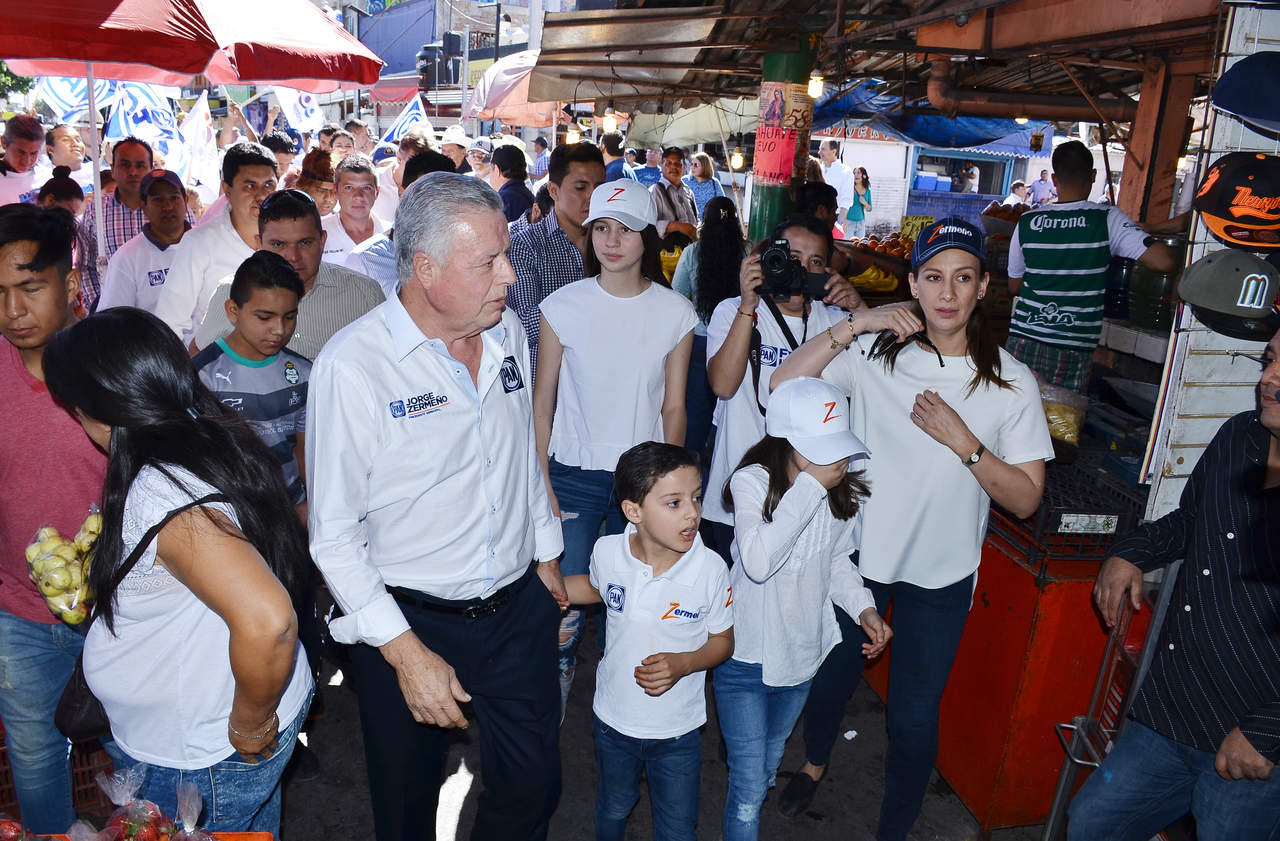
[758,344,792,367]
[284,362,300,384]
[500,355,525,393]
[661,602,700,621]
[147,268,168,287]
[389,391,451,418]
[389,400,406,418]
[605,583,626,612]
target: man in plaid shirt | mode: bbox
[78,137,196,310]
[506,143,605,382]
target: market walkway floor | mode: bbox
[281,624,1044,841]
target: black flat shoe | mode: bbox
[777,771,820,817]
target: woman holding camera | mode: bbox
[702,215,864,559]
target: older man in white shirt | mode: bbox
[306,172,566,841]
[818,139,856,220]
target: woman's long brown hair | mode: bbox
[722,435,870,522]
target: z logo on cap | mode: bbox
[823,401,839,424]
[608,187,627,203]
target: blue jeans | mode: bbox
[1067,721,1280,841]
[714,658,812,841]
[549,459,627,707]
[593,715,700,841]
[0,610,83,833]
[108,692,311,836]
[866,575,973,841]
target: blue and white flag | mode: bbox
[272,86,326,133]
[375,96,434,152]
[105,84,187,181]
[34,77,118,123]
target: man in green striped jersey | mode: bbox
[1006,141,1176,391]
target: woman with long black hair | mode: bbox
[771,218,1052,840]
[42,307,313,834]
[672,195,748,461]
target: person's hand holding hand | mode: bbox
[1093,556,1144,627]
[859,607,892,658]
[537,559,569,612]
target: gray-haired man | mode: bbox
[307,172,566,841]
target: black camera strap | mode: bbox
[747,297,809,416]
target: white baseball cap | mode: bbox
[766,377,870,466]
[439,124,472,148]
[584,180,658,231]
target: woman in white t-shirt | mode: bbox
[42,309,314,835]
[704,215,865,561]
[533,179,697,710]
[771,218,1054,840]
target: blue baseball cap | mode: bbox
[911,217,986,271]
[1212,51,1280,136]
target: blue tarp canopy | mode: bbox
[813,80,1051,151]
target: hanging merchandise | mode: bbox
[1192,151,1280,250]
[1209,50,1280,136]
[1176,249,1280,341]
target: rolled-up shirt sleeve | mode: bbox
[306,355,411,647]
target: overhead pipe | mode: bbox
[926,58,1138,122]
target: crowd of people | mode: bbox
[0,104,1275,841]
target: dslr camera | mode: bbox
[760,239,830,301]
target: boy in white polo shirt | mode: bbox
[565,441,734,841]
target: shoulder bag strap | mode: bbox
[105,492,230,594]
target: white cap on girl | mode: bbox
[584,179,658,231]
[766,377,871,466]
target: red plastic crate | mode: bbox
[0,718,114,821]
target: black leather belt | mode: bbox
[388,560,537,620]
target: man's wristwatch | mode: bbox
[962,443,985,467]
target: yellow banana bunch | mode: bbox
[849,264,898,292]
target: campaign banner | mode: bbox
[273,86,325,133]
[180,90,220,195]
[34,77,118,123]
[105,83,187,179]
[375,95,434,152]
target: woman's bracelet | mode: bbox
[228,711,278,741]
[736,308,757,323]
[827,322,853,351]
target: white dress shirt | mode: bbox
[306,296,563,648]
[821,160,857,213]
[97,225,188,314]
[322,212,389,267]
[152,203,254,343]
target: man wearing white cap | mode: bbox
[466,137,495,183]
[439,124,472,174]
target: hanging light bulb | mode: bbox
[730,147,744,171]
[566,127,581,144]
[1014,116,1030,125]
[808,74,824,99]
[602,113,618,133]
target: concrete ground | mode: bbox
[281,624,1047,841]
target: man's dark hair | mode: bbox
[331,129,356,148]
[614,442,699,506]
[0,204,76,277]
[261,130,297,156]
[1052,140,1094,188]
[534,184,553,217]
[111,136,154,168]
[548,142,604,185]
[344,118,369,133]
[3,115,43,144]
[821,139,840,153]
[492,145,528,181]
[533,136,548,150]
[44,123,74,148]
[661,146,686,161]
[229,250,304,306]
[1010,179,1026,191]
[317,123,341,140]
[402,148,456,190]
[334,152,376,185]
[600,131,626,157]
[795,182,838,217]
[771,214,834,261]
[257,188,322,235]
[222,141,277,185]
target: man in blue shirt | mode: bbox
[600,131,637,183]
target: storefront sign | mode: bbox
[900,215,936,240]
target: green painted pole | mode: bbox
[747,43,817,244]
